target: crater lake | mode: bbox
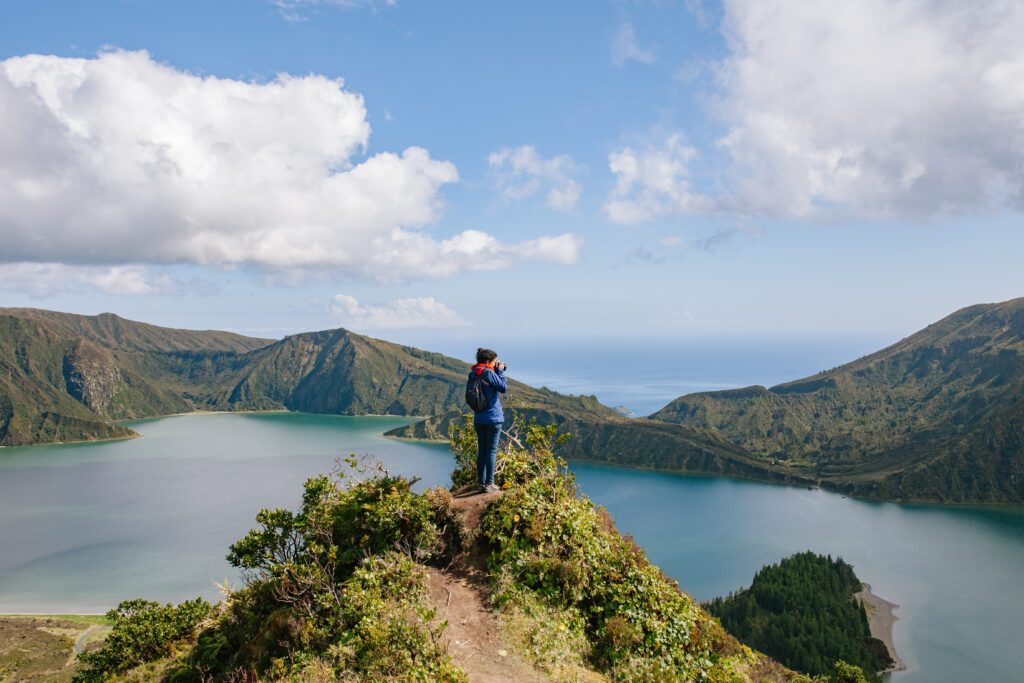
[1,412,1022,682]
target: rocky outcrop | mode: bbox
[63,340,126,414]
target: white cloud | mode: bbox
[270,0,395,21]
[611,24,656,68]
[0,50,581,289]
[713,0,1024,218]
[0,263,203,297]
[330,294,468,330]
[604,134,714,223]
[488,145,582,211]
[362,229,583,282]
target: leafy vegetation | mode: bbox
[706,552,889,680]
[448,413,804,682]
[73,599,212,683]
[70,457,468,681]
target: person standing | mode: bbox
[470,347,507,493]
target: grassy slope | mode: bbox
[0,308,272,353]
[0,615,100,683]
[651,298,1024,503]
[386,409,812,489]
[0,316,135,446]
[218,331,639,439]
[0,309,279,445]
[0,310,640,452]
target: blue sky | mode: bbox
[1,0,1022,354]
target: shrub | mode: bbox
[82,458,468,682]
[450,416,735,681]
[72,598,211,683]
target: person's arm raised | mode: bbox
[489,366,508,393]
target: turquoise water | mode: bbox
[0,413,453,613]
[570,464,1024,682]
[1,413,1022,682]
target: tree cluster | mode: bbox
[706,552,888,680]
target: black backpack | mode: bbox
[465,370,491,412]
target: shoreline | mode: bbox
[855,583,906,675]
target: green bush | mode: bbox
[448,410,570,492]
[228,458,460,580]
[449,417,748,681]
[72,598,211,683]
[79,459,467,682]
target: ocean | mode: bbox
[496,335,896,416]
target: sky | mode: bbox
[1,0,1023,356]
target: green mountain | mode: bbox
[0,315,173,445]
[5,301,1022,504]
[1,308,271,353]
[651,298,1024,503]
[0,309,626,448]
[0,309,279,446]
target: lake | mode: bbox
[1,413,1022,682]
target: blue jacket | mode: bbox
[471,364,507,424]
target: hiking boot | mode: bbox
[485,483,501,493]
[478,484,488,493]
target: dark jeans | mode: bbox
[474,422,501,486]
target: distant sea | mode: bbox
[494,335,896,416]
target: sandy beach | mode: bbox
[855,583,906,675]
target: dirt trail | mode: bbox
[427,486,543,683]
[72,624,111,657]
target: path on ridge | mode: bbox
[426,486,544,683]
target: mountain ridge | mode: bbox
[0,308,625,449]
[650,298,1024,503]
[2,301,1022,504]
[0,307,273,353]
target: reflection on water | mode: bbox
[1,413,1022,682]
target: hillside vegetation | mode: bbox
[0,309,623,448]
[4,301,1022,504]
[2,308,271,353]
[70,424,870,683]
[1,316,139,445]
[651,298,1024,503]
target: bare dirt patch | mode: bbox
[425,486,545,682]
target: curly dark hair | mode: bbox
[476,347,497,364]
